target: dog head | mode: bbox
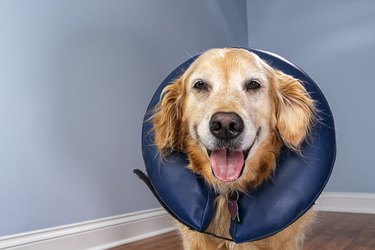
[152,48,315,192]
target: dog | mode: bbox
[151,48,316,250]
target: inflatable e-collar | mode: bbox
[134,48,336,243]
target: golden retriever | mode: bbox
[152,48,316,250]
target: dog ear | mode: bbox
[274,70,316,150]
[152,78,185,154]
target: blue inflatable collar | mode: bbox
[135,48,336,243]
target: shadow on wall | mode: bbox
[47,29,166,214]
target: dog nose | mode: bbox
[209,112,244,141]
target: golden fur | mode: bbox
[152,48,316,250]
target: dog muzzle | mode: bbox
[134,48,336,243]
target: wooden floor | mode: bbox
[112,212,375,250]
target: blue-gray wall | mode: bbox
[0,0,247,236]
[247,0,375,192]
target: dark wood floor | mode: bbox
[112,212,375,250]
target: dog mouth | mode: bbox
[206,146,252,182]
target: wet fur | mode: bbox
[152,48,316,250]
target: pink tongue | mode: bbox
[209,149,244,182]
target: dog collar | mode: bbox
[134,48,336,243]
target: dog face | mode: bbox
[152,48,315,192]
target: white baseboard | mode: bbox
[315,192,375,214]
[0,208,176,250]
[1,192,375,250]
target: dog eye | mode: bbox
[193,80,208,91]
[245,80,261,91]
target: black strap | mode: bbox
[133,169,178,219]
[133,169,234,242]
